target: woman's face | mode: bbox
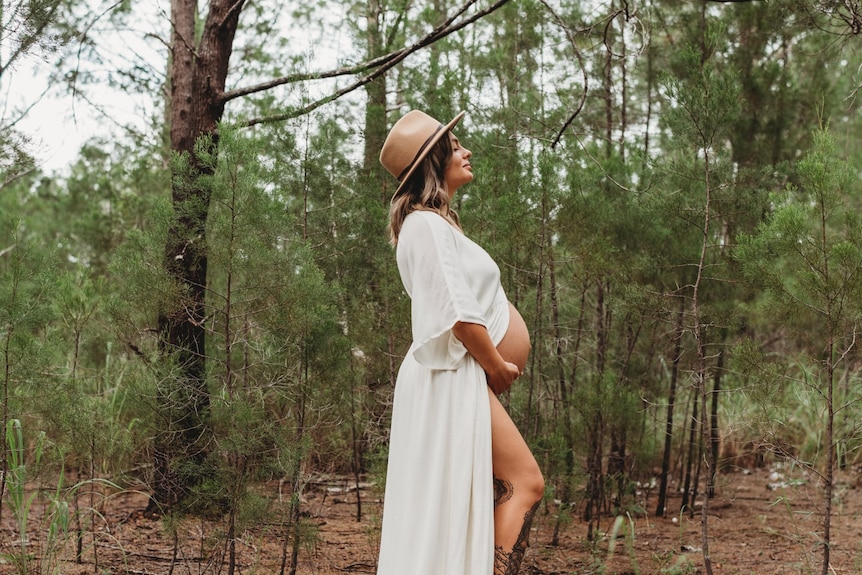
[444,133,472,197]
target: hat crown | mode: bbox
[379,110,444,181]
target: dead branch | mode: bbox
[229,0,513,125]
[539,0,589,149]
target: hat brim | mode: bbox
[391,110,466,200]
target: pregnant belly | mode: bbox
[496,303,531,373]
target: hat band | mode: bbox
[396,123,445,181]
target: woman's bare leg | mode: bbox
[489,388,544,575]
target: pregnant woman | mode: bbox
[376,110,544,575]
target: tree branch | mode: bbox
[1,166,37,191]
[540,0,588,149]
[223,0,513,123]
[0,0,64,80]
[221,62,391,103]
[69,0,129,128]
[222,0,482,104]
[219,0,247,28]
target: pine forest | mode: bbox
[1,0,862,573]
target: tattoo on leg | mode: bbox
[494,477,514,507]
[494,545,510,575]
[493,499,541,575]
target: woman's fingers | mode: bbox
[488,362,521,395]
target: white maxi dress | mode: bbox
[377,210,511,575]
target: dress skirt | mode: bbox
[376,353,494,575]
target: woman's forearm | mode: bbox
[451,321,519,394]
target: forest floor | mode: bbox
[3,461,862,575]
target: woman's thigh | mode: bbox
[488,388,542,487]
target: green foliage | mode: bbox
[2,420,72,575]
[0,0,65,77]
[0,132,36,190]
[0,204,63,469]
[736,128,861,346]
[155,126,351,566]
[606,514,641,573]
[662,45,741,152]
[734,128,860,571]
[658,554,697,575]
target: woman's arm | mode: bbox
[451,321,520,395]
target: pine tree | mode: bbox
[736,128,861,575]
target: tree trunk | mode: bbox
[585,280,608,535]
[152,0,245,510]
[680,390,697,514]
[708,349,723,497]
[694,139,714,575]
[553,283,587,546]
[362,0,388,182]
[821,343,834,575]
[656,299,684,516]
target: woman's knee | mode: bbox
[516,461,544,503]
[494,466,543,508]
[526,466,545,502]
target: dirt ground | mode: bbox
[3,462,862,575]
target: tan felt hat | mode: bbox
[380,109,466,199]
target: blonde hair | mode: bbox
[388,134,461,245]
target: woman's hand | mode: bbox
[486,361,521,395]
[451,321,521,395]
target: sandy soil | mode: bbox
[2,463,861,575]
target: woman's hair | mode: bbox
[388,133,461,245]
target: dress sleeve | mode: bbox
[397,212,487,370]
